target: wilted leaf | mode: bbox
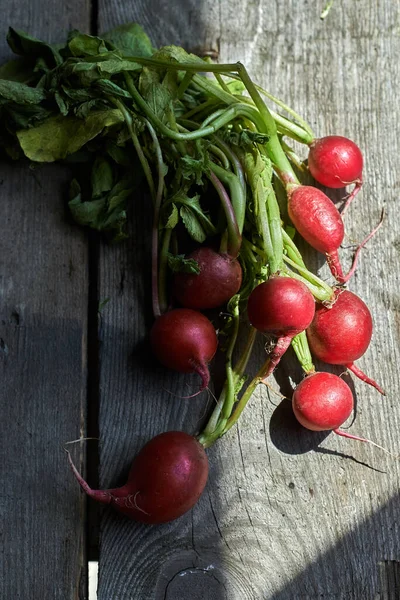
[7,27,62,67]
[167,253,200,274]
[0,79,45,105]
[17,109,124,162]
[103,22,154,57]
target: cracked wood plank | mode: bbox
[96,1,400,598]
[0,3,91,598]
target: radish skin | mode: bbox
[307,290,385,394]
[247,277,315,379]
[67,431,209,524]
[288,184,382,284]
[308,135,363,215]
[173,247,242,310]
[150,309,218,391]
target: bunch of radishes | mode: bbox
[67,57,386,524]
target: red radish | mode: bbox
[307,290,385,394]
[292,372,394,452]
[292,372,353,432]
[173,247,242,310]
[67,431,208,524]
[287,184,382,284]
[150,308,218,391]
[247,277,315,379]
[308,135,363,215]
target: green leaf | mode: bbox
[96,58,141,75]
[94,78,131,98]
[180,205,206,243]
[4,103,53,129]
[16,109,124,162]
[68,32,110,57]
[74,99,109,119]
[91,157,114,197]
[54,91,69,115]
[103,22,154,57]
[222,129,269,150]
[0,79,45,105]
[139,67,172,120]
[180,153,211,186]
[163,203,179,229]
[7,27,63,67]
[0,58,36,83]
[106,142,131,166]
[167,253,200,274]
[68,175,132,239]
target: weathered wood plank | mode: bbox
[96,1,400,598]
[0,4,91,597]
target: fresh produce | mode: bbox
[308,135,363,215]
[247,277,315,378]
[173,247,242,309]
[307,290,384,394]
[0,22,389,523]
[67,431,208,523]
[292,372,353,433]
[150,308,218,391]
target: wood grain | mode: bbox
[0,3,90,597]
[96,1,400,598]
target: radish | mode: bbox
[307,290,385,394]
[247,277,315,379]
[67,432,208,524]
[150,308,218,391]
[308,135,363,215]
[173,247,242,310]
[292,372,394,453]
[287,184,382,284]
[292,372,353,432]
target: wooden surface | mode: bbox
[0,2,91,599]
[1,1,400,599]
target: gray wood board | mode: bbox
[96,1,400,599]
[0,4,90,598]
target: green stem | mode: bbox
[266,186,283,274]
[213,136,247,197]
[223,356,271,435]
[210,162,246,235]
[111,97,155,202]
[236,63,299,186]
[214,72,232,94]
[198,326,257,447]
[221,298,241,422]
[177,71,194,99]
[158,228,172,314]
[282,227,307,268]
[144,119,166,318]
[291,331,315,374]
[209,144,230,169]
[125,73,265,141]
[282,255,334,302]
[208,171,242,258]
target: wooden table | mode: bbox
[1,1,399,598]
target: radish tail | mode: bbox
[346,362,386,395]
[340,180,362,217]
[192,360,211,391]
[328,208,384,284]
[326,249,346,282]
[66,449,112,505]
[333,429,398,458]
[261,335,293,381]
